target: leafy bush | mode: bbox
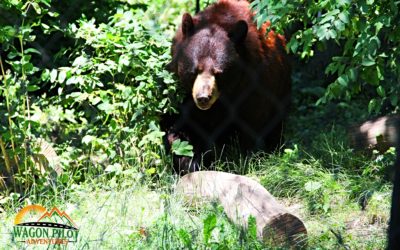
[48,7,182,176]
[0,0,188,192]
[252,0,400,114]
[0,0,59,192]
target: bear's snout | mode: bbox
[192,72,220,110]
[196,95,211,107]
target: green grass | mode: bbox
[0,82,393,249]
[0,103,393,249]
[0,176,264,249]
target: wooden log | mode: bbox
[176,171,307,248]
[349,115,399,153]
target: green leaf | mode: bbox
[171,139,194,157]
[203,213,217,245]
[337,0,351,6]
[90,96,101,105]
[22,62,34,73]
[337,75,348,87]
[316,25,329,40]
[24,48,41,55]
[31,2,42,14]
[319,10,339,24]
[305,181,322,192]
[329,83,342,97]
[375,21,383,33]
[248,216,257,239]
[58,70,66,83]
[362,56,375,66]
[118,55,130,72]
[39,0,51,7]
[347,68,357,81]
[145,167,156,175]
[376,86,385,97]
[72,56,88,67]
[41,69,50,81]
[82,135,96,145]
[47,11,59,17]
[59,173,69,184]
[368,36,381,56]
[139,130,165,147]
[362,65,382,86]
[69,92,88,102]
[177,229,192,248]
[105,163,123,173]
[288,38,299,53]
[327,29,337,39]
[97,101,114,114]
[50,69,57,83]
[338,12,349,24]
[368,98,378,113]
[334,20,345,31]
[66,76,78,85]
[319,15,334,25]
[27,85,40,92]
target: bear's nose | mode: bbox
[196,95,211,106]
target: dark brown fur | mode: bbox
[162,0,291,173]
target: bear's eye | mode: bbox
[189,67,199,76]
[188,71,196,79]
[180,67,197,84]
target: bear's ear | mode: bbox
[182,13,194,37]
[229,20,248,44]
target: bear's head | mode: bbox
[168,13,248,110]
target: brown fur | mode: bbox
[163,0,291,174]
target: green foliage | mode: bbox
[0,0,59,192]
[251,0,400,114]
[203,213,217,245]
[246,216,262,249]
[177,228,193,249]
[171,139,194,157]
[48,4,184,176]
[0,0,186,192]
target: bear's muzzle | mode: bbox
[192,72,220,110]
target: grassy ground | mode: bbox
[0,99,394,249]
[0,0,394,249]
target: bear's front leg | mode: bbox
[164,130,200,175]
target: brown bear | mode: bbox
[162,0,291,174]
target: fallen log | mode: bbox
[349,115,399,153]
[176,171,307,248]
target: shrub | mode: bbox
[251,0,400,114]
[0,0,187,192]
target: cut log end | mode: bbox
[263,213,308,248]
